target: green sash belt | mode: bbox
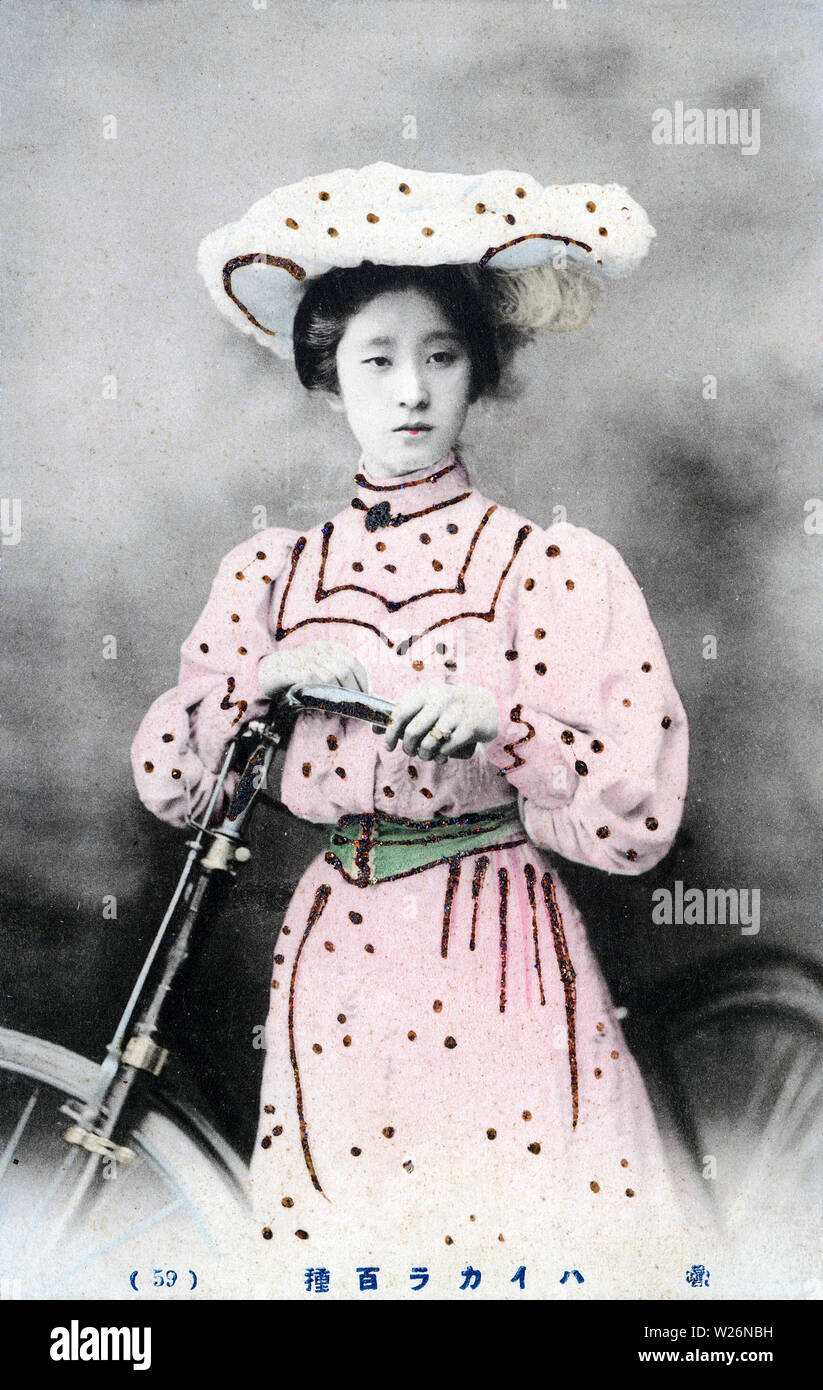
[325,803,524,887]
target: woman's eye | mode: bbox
[363,356,390,367]
[429,351,457,365]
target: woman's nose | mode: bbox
[397,368,429,410]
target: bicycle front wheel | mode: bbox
[0,1028,256,1300]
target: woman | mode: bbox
[132,163,693,1298]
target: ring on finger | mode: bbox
[424,725,452,743]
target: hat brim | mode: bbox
[198,162,655,359]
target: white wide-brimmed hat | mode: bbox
[198,161,656,359]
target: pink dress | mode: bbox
[132,453,692,1296]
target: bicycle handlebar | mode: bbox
[281,683,394,729]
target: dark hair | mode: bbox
[292,261,527,402]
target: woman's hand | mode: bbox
[385,682,499,762]
[258,641,369,700]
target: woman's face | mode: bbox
[331,288,473,477]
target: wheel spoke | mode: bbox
[40,1197,186,1294]
[20,1144,83,1252]
[0,1088,39,1181]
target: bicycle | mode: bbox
[0,684,393,1300]
[2,685,821,1299]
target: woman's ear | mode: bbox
[319,389,346,414]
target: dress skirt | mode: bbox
[248,838,694,1299]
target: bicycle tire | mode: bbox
[0,1028,253,1299]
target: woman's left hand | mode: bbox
[385,682,499,762]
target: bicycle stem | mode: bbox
[66,717,287,1166]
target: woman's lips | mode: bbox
[395,425,433,435]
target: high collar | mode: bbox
[353,451,471,505]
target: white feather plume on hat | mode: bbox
[197,161,656,359]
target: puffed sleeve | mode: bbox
[130,527,296,828]
[482,522,688,874]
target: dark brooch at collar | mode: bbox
[351,491,473,531]
[352,498,404,530]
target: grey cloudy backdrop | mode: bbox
[1,0,821,1147]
